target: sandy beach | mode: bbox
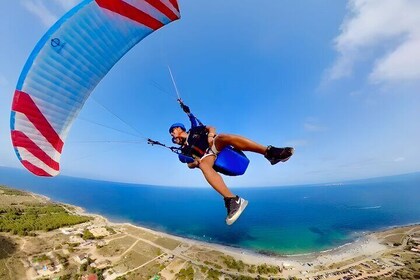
[1,186,419,279]
[65,197,418,277]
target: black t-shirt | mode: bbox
[181,126,209,158]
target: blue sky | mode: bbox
[1,0,419,187]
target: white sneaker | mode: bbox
[224,196,248,225]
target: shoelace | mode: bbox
[224,197,238,214]
[225,197,240,215]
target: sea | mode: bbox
[1,166,419,255]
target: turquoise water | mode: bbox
[1,167,419,254]
[240,225,349,254]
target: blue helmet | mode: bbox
[169,123,186,133]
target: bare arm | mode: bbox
[187,158,201,169]
[206,126,216,136]
[206,125,216,147]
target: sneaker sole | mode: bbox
[269,147,295,165]
[280,148,295,162]
[226,199,248,225]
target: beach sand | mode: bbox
[1,187,419,279]
[66,198,418,278]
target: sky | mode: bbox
[0,0,419,187]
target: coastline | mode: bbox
[2,186,419,279]
[54,195,420,280]
[54,194,400,265]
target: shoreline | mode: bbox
[48,193,417,266]
[3,186,419,279]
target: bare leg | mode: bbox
[199,156,235,198]
[214,134,267,154]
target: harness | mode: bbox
[181,126,210,158]
[147,99,249,175]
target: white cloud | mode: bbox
[55,0,81,11]
[394,157,405,162]
[21,1,58,27]
[21,0,81,27]
[328,0,420,84]
[370,37,420,83]
[304,120,327,132]
[304,123,327,132]
[286,139,308,147]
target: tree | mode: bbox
[83,229,95,240]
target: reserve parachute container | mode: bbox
[10,0,180,176]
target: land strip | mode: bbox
[0,185,419,280]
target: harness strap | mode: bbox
[191,145,205,157]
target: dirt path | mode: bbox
[20,239,27,251]
[0,248,13,280]
[120,240,140,257]
[109,253,165,280]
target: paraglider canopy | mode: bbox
[10,0,180,177]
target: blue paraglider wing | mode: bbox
[10,0,180,176]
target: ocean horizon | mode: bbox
[1,167,419,255]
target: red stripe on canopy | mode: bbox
[21,160,53,177]
[96,0,164,30]
[11,130,60,171]
[169,0,180,13]
[12,90,64,153]
[145,0,179,21]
